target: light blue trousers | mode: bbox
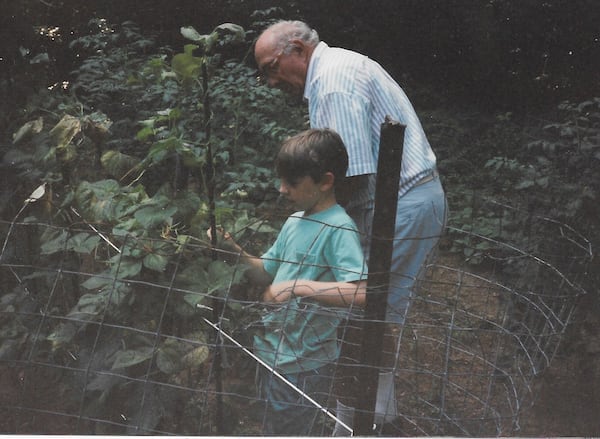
[349,175,447,323]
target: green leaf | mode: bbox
[156,342,183,374]
[101,150,141,179]
[144,137,182,166]
[206,260,246,295]
[182,291,209,311]
[112,257,143,279]
[81,271,114,290]
[143,252,168,272]
[134,205,177,229]
[40,229,69,255]
[68,233,101,253]
[136,125,155,141]
[111,347,154,370]
[67,292,108,321]
[171,44,203,83]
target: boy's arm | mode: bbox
[207,228,272,287]
[263,279,367,308]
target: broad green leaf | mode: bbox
[108,281,132,306]
[81,272,113,290]
[182,291,209,311]
[136,125,154,141]
[111,347,154,370]
[207,260,246,295]
[143,252,168,272]
[156,343,183,374]
[134,205,177,229]
[40,229,69,254]
[67,292,108,321]
[144,136,182,166]
[68,233,101,253]
[171,45,203,84]
[112,257,142,279]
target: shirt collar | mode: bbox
[303,41,329,101]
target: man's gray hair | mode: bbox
[267,20,320,51]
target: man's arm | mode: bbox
[263,279,367,307]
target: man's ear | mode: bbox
[290,39,310,57]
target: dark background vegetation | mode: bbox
[1,0,599,436]
[2,0,599,119]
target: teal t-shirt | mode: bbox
[254,204,367,374]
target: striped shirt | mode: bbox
[304,42,437,209]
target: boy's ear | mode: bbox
[320,172,335,191]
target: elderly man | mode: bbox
[254,20,447,433]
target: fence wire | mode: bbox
[0,194,592,436]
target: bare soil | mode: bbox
[519,290,600,436]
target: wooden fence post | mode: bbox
[354,117,405,435]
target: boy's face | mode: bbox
[278,175,326,215]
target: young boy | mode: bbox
[210,128,367,435]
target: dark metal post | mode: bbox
[354,117,405,435]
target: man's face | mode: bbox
[254,32,308,97]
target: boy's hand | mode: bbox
[262,281,295,303]
[206,226,235,249]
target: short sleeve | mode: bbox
[324,222,368,283]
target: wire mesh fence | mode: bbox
[0,192,591,436]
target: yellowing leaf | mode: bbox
[49,115,82,149]
[182,345,209,368]
[12,117,43,144]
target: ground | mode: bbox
[519,290,600,436]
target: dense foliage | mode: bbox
[1,19,304,433]
[0,3,598,434]
[2,0,599,126]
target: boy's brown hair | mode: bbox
[276,128,349,186]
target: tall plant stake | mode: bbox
[202,59,224,434]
